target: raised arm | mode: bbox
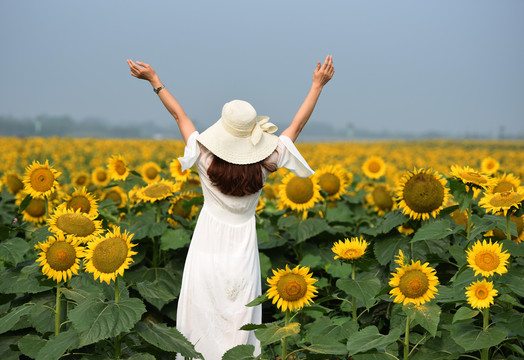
[281,55,334,142]
[126,59,196,143]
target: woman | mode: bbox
[127,55,334,360]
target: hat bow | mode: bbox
[251,117,278,146]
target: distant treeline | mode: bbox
[0,114,520,140]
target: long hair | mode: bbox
[207,154,277,196]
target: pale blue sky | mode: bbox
[1,0,523,138]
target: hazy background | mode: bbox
[1,0,523,140]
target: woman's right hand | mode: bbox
[127,59,159,83]
[312,55,335,88]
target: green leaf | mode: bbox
[36,329,79,360]
[246,294,268,307]
[0,263,54,294]
[452,306,479,323]
[0,303,33,335]
[353,353,394,360]
[17,334,47,359]
[127,354,156,360]
[135,320,203,359]
[411,219,457,242]
[300,253,324,269]
[451,322,508,352]
[259,252,272,279]
[302,335,348,355]
[297,218,329,243]
[326,205,353,223]
[499,267,524,297]
[19,194,32,212]
[336,276,381,308]
[69,297,146,346]
[0,237,30,266]
[28,294,55,335]
[325,261,352,278]
[373,235,409,265]
[362,211,407,236]
[132,267,180,310]
[222,344,256,360]
[257,228,286,249]
[403,302,441,337]
[160,228,190,251]
[501,239,524,257]
[0,334,22,360]
[255,322,300,345]
[346,326,402,356]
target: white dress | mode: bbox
[176,131,314,360]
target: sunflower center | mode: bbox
[398,270,429,299]
[318,173,340,196]
[145,167,159,180]
[460,171,489,186]
[475,251,500,271]
[277,273,307,301]
[343,248,359,258]
[30,168,55,193]
[7,175,24,193]
[105,190,123,205]
[492,182,515,193]
[96,171,107,182]
[91,237,128,273]
[46,242,76,271]
[114,160,127,175]
[67,196,92,213]
[144,183,172,199]
[75,175,88,186]
[373,186,394,209]
[26,198,47,217]
[475,287,488,300]
[56,213,96,237]
[403,173,444,213]
[171,198,191,217]
[489,191,524,207]
[286,177,314,204]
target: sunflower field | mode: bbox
[0,136,524,360]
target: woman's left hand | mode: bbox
[126,59,158,82]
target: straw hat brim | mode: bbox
[196,118,279,165]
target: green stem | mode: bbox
[113,334,121,360]
[481,309,489,360]
[506,212,512,241]
[352,262,357,322]
[115,276,120,303]
[282,310,290,360]
[404,315,410,360]
[55,282,62,335]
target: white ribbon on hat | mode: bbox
[251,117,278,146]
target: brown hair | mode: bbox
[207,154,277,196]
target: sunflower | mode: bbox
[23,160,62,199]
[107,155,130,181]
[84,227,137,284]
[465,279,498,309]
[449,165,495,190]
[332,236,368,261]
[313,165,348,201]
[397,223,415,236]
[389,255,439,306]
[366,184,396,216]
[490,173,520,194]
[70,171,91,189]
[101,186,128,208]
[60,187,99,216]
[491,215,524,243]
[256,196,266,214]
[262,183,277,200]
[34,233,84,282]
[137,179,178,203]
[466,240,510,277]
[396,168,450,221]
[48,207,103,243]
[92,166,110,187]
[141,161,162,184]
[16,192,49,224]
[479,189,524,216]
[167,192,200,226]
[169,159,191,183]
[362,156,386,179]
[480,157,500,176]
[2,172,24,194]
[278,173,322,215]
[266,265,318,312]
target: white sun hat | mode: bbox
[196,99,279,165]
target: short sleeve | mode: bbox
[177,131,200,171]
[273,135,314,178]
